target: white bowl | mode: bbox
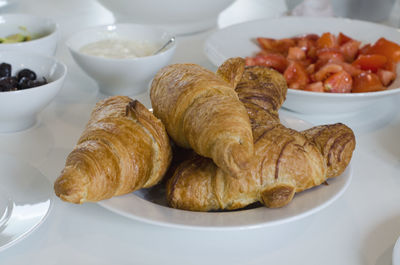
[0,14,58,56]
[0,51,67,133]
[204,17,400,115]
[97,0,235,35]
[66,23,176,96]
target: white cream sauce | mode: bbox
[79,38,158,59]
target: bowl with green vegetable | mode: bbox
[0,14,58,56]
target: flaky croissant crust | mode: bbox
[150,63,254,176]
[54,96,172,203]
[167,60,355,211]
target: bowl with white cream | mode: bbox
[66,24,176,96]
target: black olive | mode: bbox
[0,76,17,91]
[18,76,31,90]
[17,68,36,81]
[0,63,11,78]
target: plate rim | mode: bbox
[393,236,400,265]
[98,114,353,230]
[0,153,53,252]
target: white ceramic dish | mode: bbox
[66,23,176,96]
[0,153,53,252]
[98,114,352,230]
[0,0,18,9]
[0,51,67,133]
[394,236,400,265]
[0,14,58,56]
[204,17,400,115]
[97,0,235,35]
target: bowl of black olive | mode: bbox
[0,50,67,132]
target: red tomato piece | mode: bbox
[337,32,353,45]
[305,81,324,92]
[304,34,320,41]
[287,47,306,60]
[383,60,397,73]
[257,37,296,55]
[306,64,316,75]
[314,63,343,81]
[245,53,288,73]
[359,44,371,55]
[324,71,353,93]
[335,61,363,76]
[283,61,310,89]
[340,40,361,62]
[317,49,344,64]
[317,32,338,49]
[352,72,385,93]
[377,69,396,86]
[352,54,388,72]
[364,38,400,63]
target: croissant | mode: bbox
[150,63,253,176]
[54,96,172,203]
[166,60,355,211]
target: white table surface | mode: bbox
[1,0,400,264]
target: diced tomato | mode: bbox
[245,53,288,73]
[287,47,306,60]
[352,54,388,72]
[306,64,316,75]
[352,72,385,93]
[364,38,400,63]
[324,71,353,93]
[297,38,313,52]
[337,32,353,45]
[359,44,371,55]
[305,81,324,92]
[340,40,361,62]
[314,63,343,81]
[307,45,318,61]
[383,60,397,73]
[317,32,338,49]
[257,37,296,55]
[377,69,396,86]
[250,33,399,93]
[335,61,363,76]
[283,61,310,89]
[317,49,344,64]
[304,34,320,41]
[383,60,398,80]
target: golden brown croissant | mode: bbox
[150,63,253,176]
[54,96,172,203]
[166,61,355,211]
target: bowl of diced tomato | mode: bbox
[204,17,400,114]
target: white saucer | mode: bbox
[0,153,53,252]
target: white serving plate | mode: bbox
[98,114,352,230]
[204,17,400,115]
[0,153,53,252]
[394,236,400,265]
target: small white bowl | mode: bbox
[0,51,67,133]
[0,14,58,56]
[66,23,176,96]
[97,0,235,35]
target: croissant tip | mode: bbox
[54,174,86,204]
[260,184,295,208]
